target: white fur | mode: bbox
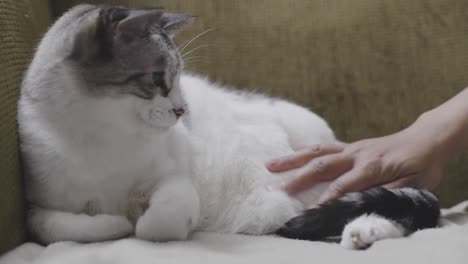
[340,214,405,249]
[20,69,336,242]
[19,4,340,245]
[179,75,336,234]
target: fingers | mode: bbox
[318,160,382,204]
[283,153,353,195]
[266,144,345,172]
[382,177,415,189]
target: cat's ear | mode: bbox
[160,13,196,36]
[70,10,107,62]
[70,7,194,62]
[117,8,163,39]
[114,9,194,37]
[70,7,163,62]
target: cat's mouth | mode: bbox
[138,105,184,130]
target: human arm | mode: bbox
[267,87,468,203]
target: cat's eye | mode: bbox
[152,72,164,87]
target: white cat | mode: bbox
[18,4,439,250]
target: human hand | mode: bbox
[267,116,449,203]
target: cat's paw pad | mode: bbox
[341,226,376,250]
[340,214,404,250]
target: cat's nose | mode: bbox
[172,108,185,119]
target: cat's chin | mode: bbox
[139,117,179,133]
[142,122,177,133]
[138,109,179,132]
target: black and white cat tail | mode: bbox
[276,187,440,249]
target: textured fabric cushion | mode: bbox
[52,0,468,207]
[0,0,51,254]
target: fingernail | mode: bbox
[266,160,279,168]
[279,181,288,190]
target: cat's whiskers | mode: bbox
[181,44,210,59]
[178,28,216,53]
[184,61,202,68]
[183,55,209,69]
[183,55,207,62]
[183,58,208,66]
[183,59,206,70]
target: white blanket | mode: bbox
[2,201,468,264]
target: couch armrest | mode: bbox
[0,0,51,254]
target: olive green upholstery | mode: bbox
[1,0,468,254]
[0,0,51,253]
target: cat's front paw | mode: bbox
[340,214,405,250]
[97,215,135,240]
[135,204,198,241]
[135,181,200,242]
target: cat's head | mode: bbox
[27,4,194,130]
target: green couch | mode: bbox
[2,0,468,254]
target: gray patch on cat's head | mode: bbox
[67,5,194,100]
[21,4,194,129]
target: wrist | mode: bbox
[414,109,466,161]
